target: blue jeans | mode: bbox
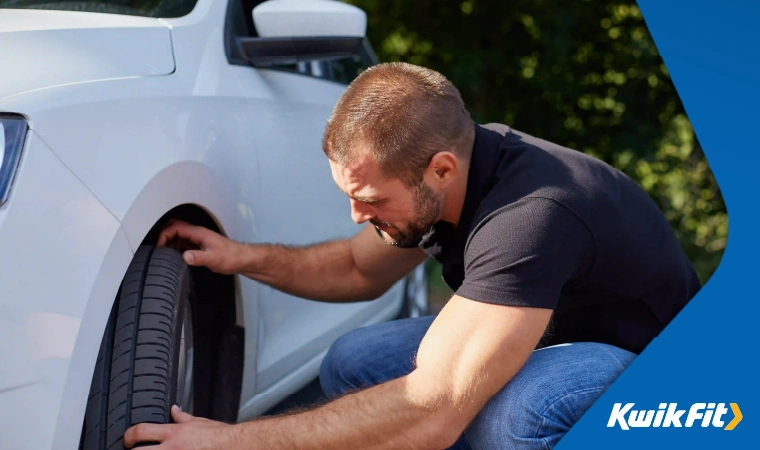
[320,316,635,450]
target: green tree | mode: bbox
[350,0,726,286]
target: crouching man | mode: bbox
[125,62,700,449]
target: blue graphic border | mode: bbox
[558,1,757,448]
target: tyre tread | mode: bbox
[82,245,191,450]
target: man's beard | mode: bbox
[373,182,442,248]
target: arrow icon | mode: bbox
[724,403,742,430]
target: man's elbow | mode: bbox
[343,285,388,302]
[362,285,394,301]
[421,410,469,449]
[351,275,394,301]
[320,272,389,302]
[406,373,473,448]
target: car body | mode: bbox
[0,1,423,448]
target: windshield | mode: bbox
[0,0,197,18]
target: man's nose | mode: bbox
[350,200,374,224]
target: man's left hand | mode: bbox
[124,405,242,449]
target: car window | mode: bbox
[0,0,198,18]
[226,0,376,85]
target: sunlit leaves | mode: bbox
[520,14,542,39]
[381,29,433,65]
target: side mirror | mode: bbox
[235,0,371,67]
[253,0,366,38]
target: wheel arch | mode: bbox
[117,161,248,422]
[117,160,248,333]
[140,203,244,327]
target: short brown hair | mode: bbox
[322,62,475,186]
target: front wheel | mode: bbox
[81,246,195,450]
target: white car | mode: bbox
[0,1,429,449]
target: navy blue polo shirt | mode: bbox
[418,124,701,354]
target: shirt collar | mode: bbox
[418,124,507,262]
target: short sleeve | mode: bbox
[455,197,595,309]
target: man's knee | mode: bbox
[320,317,436,399]
[319,329,367,398]
[463,343,635,449]
[465,381,609,449]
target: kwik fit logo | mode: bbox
[607,403,742,430]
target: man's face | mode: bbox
[329,154,443,248]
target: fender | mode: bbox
[50,162,249,448]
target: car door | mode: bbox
[219,0,405,415]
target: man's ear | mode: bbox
[424,152,459,189]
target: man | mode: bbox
[125,62,700,449]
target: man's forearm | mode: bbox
[235,240,382,302]
[234,375,459,450]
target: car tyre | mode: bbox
[81,245,194,450]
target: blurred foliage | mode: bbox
[348,0,727,284]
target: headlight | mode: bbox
[0,115,28,207]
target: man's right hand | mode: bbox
[157,220,244,275]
